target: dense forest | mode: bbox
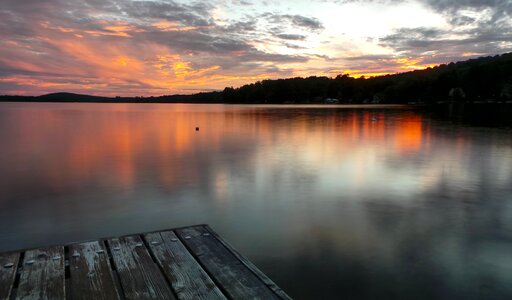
[1,52,512,104]
[222,52,512,104]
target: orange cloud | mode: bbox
[173,62,191,76]
[394,58,437,70]
[152,21,203,32]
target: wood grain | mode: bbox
[69,241,121,300]
[0,225,291,300]
[176,226,280,300]
[0,252,20,300]
[16,246,65,300]
[107,235,175,300]
[205,225,292,300]
[144,231,226,300]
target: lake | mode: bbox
[0,102,511,299]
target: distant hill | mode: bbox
[38,92,108,102]
[0,91,223,103]
[0,92,110,102]
[1,52,512,104]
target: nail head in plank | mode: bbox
[0,252,20,299]
[69,241,121,300]
[144,231,226,300]
[107,235,175,300]
[176,226,280,300]
[16,246,65,300]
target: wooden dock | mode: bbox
[0,225,291,300]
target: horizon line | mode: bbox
[1,52,508,98]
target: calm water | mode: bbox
[1,103,512,299]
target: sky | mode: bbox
[0,0,511,96]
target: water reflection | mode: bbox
[0,103,511,299]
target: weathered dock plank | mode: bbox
[204,225,292,300]
[0,252,20,299]
[0,225,291,299]
[144,231,226,300]
[16,246,65,300]
[69,241,121,300]
[176,226,280,300]
[107,235,175,300]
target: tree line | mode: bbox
[222,52,512,104]
[2,52,511,104]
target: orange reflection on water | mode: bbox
[394,116,423,153]
[0,104,426,196]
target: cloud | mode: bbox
[422,0,512,28]
[123,1,214,27]
[0,0,510,95]
[0,0,317,95]
[274,33,308,40]
[231,0,253,5]
[286,15,325,31]
[372,0,512,66]
[379,25,512,58]
[423,0,512,13]
[225,20,258,33]
[265,14,324,32]
[327,0,511,24]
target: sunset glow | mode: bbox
[1,104,426,190]
[0,0,510,96]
